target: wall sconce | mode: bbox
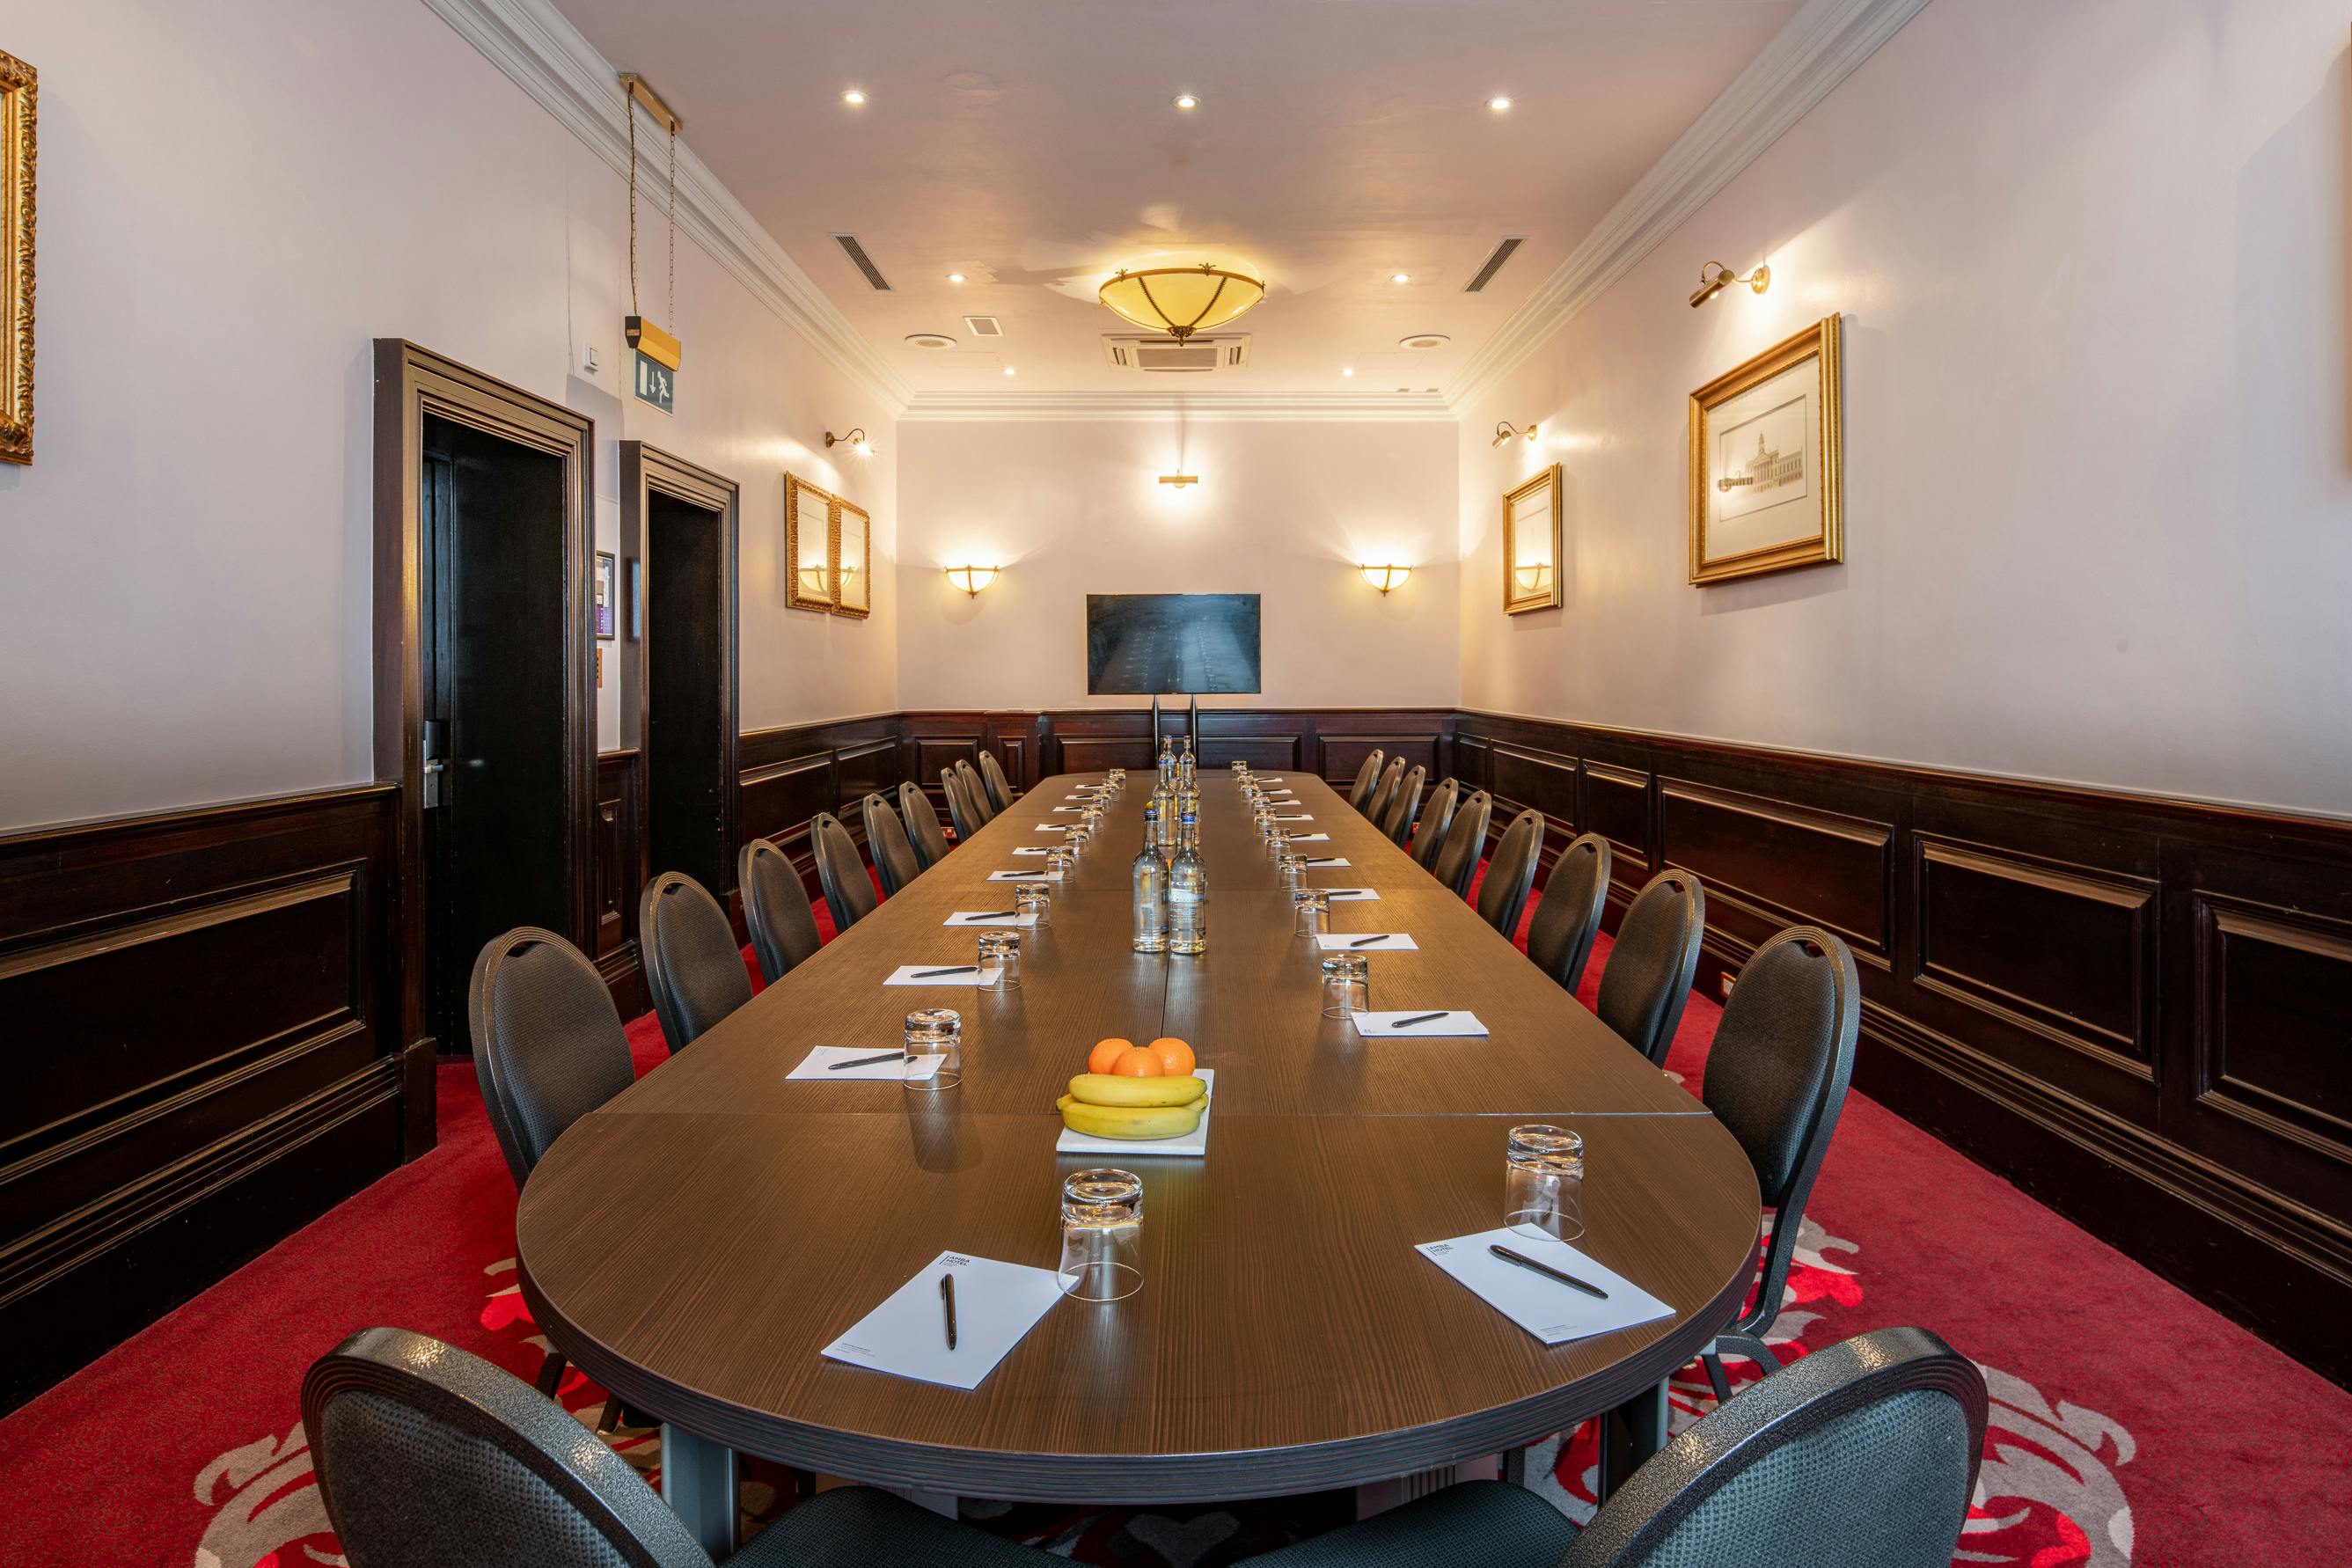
[1491,421,1538,447]
[1158,473,1200,488]
[1513,563,1554,593]
[945,565,1000,597]
[797,566,832,597]
[1359,564,1412,595]
[1689,260,1769,308]
[824,428,877,456]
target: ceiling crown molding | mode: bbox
[419,0,914,414]
[1446,0,1932,412]
[901,389,1454,423]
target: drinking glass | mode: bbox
[1083,803,1104,835]
[1505,1125,1586,1243]
[1321,952,1369,1018]
[1059,1169,1144,1301]
[978,930,1021,991]
[1047,846,1073,879]
[1069,816,1093,847]
[1230,760,1246,775]
[1014,882,1051,927]
[1293,889,1330,938]
[903,1008,961,1092]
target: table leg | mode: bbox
[1594,1378,1670,1503]
[661,1424,738,1557]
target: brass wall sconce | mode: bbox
[1689,260,1770,308]
[1513,563,1554,593]
[1491,421,1538,448]
[824,428,876,456]
[945,565,1000,596]
[1158,473,1200,488]
[1359,564,1412,595]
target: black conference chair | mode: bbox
[861,792,923,895]
[1362,757,1406,825]
[1345,750,1387,813]
[302,1327,1061,1568]
[738,836,822,985]
[898,779,953,868]
[978,750,1018,812]
[1242,1327,1983,1568]
[638,871,754,1052]
[810,810,879,933]
[1377,764,1425,846]
[1594,868,1707,1066]
[1410,778,1459,869]
[1429,788,1491,898]
[1526,831,1611,993]
[955,758,997,825]
[1475,807,1544,936]
[1692,924,1861,1404]
[466,927,636,1400]
[939,766,982,841]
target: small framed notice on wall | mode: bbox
[593,551,618,640]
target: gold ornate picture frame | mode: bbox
[833,495,871,619]
[783,471,871,618]
[1502,464,1563,613]
[1,49,33,466]
[1689,314,1843,584]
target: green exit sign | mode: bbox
[634,351,675,414]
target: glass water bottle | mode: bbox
[1132,807,1169,953]
[1169,812,1208,956]
[1157,737,1176,789]
[1178,738,1198,790]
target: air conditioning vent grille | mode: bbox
[1463,236,1525,293]
[1100,333,1252,373]
[832,233,892,291]
[964,315,1003,337]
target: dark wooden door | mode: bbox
[644,489,729,898]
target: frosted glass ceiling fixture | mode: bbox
[1099,255,1266,341]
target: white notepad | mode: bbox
[1353,1009,1489,1037]
[1051,807,1085,813]
[787,1045,944,1082]
[884,964,1001,986]
[1031,824,1073,833]
[1012,846,1052,856]
[1322,888,1381,901]
[822,1251,1064,1390]
[1316,933,1418,952]
[1416,1228,1673,1346]
[1284,832,1331,843]
[988,869,1061,883]
[1272,814,1314,823]
[944,910,1038,927]
[1054,1070,1215,1158]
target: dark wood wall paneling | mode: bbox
[591,750,643,1015]
[736,713,910,891]
[0,786,406,1411]
[1452,708,2352,1388]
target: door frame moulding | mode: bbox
[620,441,743,898]
[371,339,597,1112]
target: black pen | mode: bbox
[1350,934,1388,948]
[827,1051,904,1071]
[1489,1244,1609,1300]
[941,1273,957,1350]
[1389,1011,1448,1029]
[910,965,979,978]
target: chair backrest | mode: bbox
[1476,807,1545,936]
[1594,868,1707,1066]
[1345,750,1386,812]
[636,872,753,1051]
[737,836,822,985]
[1525,832,1612,993]
[1705,925,1861,1336]
[939,767,981,841]
[1410,778,1459,869]
[898,780,953,868]
[1430,788,1491,898]
[1564,1327,1986,1568]
[1363,757,1406,824]
[955,758,997,824]
[1378,764,1426,845]
[977,751,1017,812]
[861,792,923,896]
[467,927,636,1189]
[303,1327,714,1568]
[810,810,880,933]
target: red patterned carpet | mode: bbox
[4,868,2349,1568]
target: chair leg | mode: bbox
[1700,1348,1733,1407]
[534,1350,568,1399]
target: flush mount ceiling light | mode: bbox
[1002,366,1016,376]
[945,565,1000,596]
[1399,333,1450,351]
[1341,367,1354,377]
[1158,473,1200,488]
[824,427,876,456]
[1172,92,1199,109]
[905,333,956,349]
[1390,273,1412,284]
[1492,421,1539,447]
[1690,260,1770,308]
[1100,256,1266,342]
[946,272,966,283]
[1486,95,1513,112]
[1359,564,1411,594]
[840,88,868,106]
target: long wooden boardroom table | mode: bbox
[517,768,1761,1553]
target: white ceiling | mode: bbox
[554,0,1806,402]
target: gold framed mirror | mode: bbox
[1502,464,1562,613]
[0,48,33,467]
[834,497,871,619]
[785,472,838,612]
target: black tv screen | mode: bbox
[1086,593,1262,694]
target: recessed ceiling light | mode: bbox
[1173,92,1198,110]
[947,272,966,283]
[1341,367,1354,377]
[1003,366,1016,377]
[1486,95,1513,113]
[905,333,956,349]
[1391,273,1411,284]
[841,88,868,106]
[1399,333,1451,351]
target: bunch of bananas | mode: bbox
[1058,1072,1208,1139]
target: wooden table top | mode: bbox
[518,771,1759,1502]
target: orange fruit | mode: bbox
[1088,1037,1135,1075]
[1147,1037,1196,1074]
[1111,1046,1163,1077]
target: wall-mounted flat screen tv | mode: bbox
[1086,593,1262,694]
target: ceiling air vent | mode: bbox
[831,233,893,291]
[964,315,1003,337]
[1101,333,1252,373]
[905,333,956,349]
[1462,236,1525,293]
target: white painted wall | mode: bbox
[1457,0,2352,817]
[0,0,896,832]
[893,420,1458,712]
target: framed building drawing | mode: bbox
[1502,464,1563,613]
[1689,314,1843,584]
